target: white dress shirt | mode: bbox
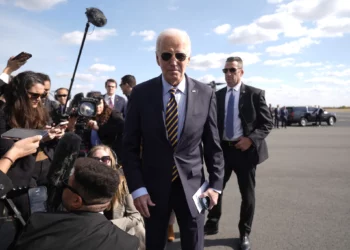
[223,83,243,141]
[104,94,115,107]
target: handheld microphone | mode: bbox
[85,7,107,27]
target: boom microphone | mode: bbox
[85,7,107,27]
[47,132,82,211]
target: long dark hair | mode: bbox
[3,71,49,129]
[87,91,112,125]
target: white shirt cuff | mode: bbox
[211,188,222,194]
[0,73,10,84]
[131,187,148,199]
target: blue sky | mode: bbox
[0,0,349,106]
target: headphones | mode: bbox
[54,88,71,101]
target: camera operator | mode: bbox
[0,71,65,222]
[67,91,124,163]
[13,158,139,250]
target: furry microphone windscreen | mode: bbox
[85,7,107,27]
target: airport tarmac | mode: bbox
[166,111,350,250]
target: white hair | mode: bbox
[156,28,192,56]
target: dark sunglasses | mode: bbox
[27,91,47,99]
[62,179,89,205]
[161,52,187,62]
[222,68,240,74]
[90,156,111,163]
[57,95,68,98]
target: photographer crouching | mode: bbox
[66,91,124,163]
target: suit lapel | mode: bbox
[176,75,195,150]
[154,75,168,141]
[239,82,246,111]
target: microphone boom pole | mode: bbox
[63,22,90,114]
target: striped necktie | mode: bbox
[165,88,179,182]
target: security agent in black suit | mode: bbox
[123,28,224,250]
[14,158,139,250]
[204,57,273,250]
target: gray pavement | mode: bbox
[166,112,350,250]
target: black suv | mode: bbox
[286,106,337,127]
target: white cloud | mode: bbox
[213,24,231,35]
[265,37,320,56]
[14,0,66,11]
[196,75,225,84]
[94,58,101,62]
[267,0,285,3]
[256,12,309,37]
[264,84,350,106]
[295,62,323,67]
[296,72,304,79]
[314,68,350,78]
[276,0,338,21]
[89,64,116,73]
[263,58,295,67]
[228,23,280,45]
[244,76,283,83]
[131,30,156,41]
[73,84,94,90]
[304,77,350,86]
[189,52,261,71]
[61,29,117,45]
[314,16,350,34]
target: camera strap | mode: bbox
[4,198,26,226]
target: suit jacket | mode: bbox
[216,83,273,165]
[280,109,288,119]
[14,211,139,250]
[122,74,224,218]
[104,94,127,117]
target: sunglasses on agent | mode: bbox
[222,68,241,74]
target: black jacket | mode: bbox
[14,211,139,250]
[83,110,124,161]
[216,83,273,164]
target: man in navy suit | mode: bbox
[103,79,127,117]
[123,28,224,250]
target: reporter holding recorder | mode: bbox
[0,71,65,222]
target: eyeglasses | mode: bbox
[57,95,68,98]
[27,91,47,99]
[62,179,89,205]
[222,68,240,74]
[161,52,187,62]
[90,156,111,163]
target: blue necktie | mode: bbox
[226,88,235,139]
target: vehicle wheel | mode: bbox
[287,122,292,126]
[327,117,335,126]
[299,118,307,127]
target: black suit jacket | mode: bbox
[216,83,273,164]
[14,211,139,250]
[104,94,127,117]
[123,74,224,217]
